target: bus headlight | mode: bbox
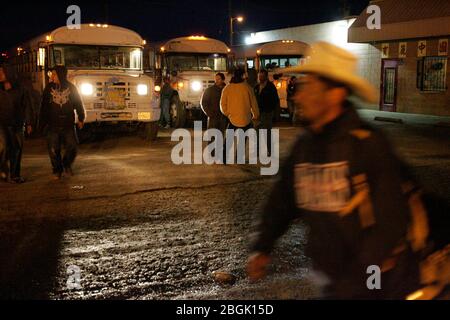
[80,83,94,96]
[191,81,202,92]
[154,85,161,92]
[137,84,148,96]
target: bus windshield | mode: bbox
[51,45,142,70]
[261,56,302,70]
[167,54,227,72]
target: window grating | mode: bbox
[417,57,447,92]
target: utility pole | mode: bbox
[104,0,109,23]
[228,0,233,47]
[228,0,244,47]
[341,0,351,18]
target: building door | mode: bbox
[380,59,399,112]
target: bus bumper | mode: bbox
[84,109,161,124]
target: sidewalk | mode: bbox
[357,109,450,127]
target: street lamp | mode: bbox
[230,16,244,47]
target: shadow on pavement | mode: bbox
[0,180,69,300]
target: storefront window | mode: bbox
[417,57,447,92]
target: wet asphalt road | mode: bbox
[0,114,449,300]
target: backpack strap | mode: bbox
[402,181,430,252]
[340,129,376,229]
[348,127,430,250]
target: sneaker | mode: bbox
[64,167,74,177]
[52,173,62,181]
[10,176,26,184]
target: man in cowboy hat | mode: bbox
[246,42,421,299]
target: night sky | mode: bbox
[0,0,369,51]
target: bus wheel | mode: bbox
[170,95,186,128]
[143,121,159,142]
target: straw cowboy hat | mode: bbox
[284,41,378,103]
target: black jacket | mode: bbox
[0,83,33,128]
[40,82,86,130]
[287,83,295,100]
[254,81,279,113]
[251,104,411,285]
[160,83,174,101]
[201,84,226,119]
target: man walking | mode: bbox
[40,66,85,180]
[201,73,228,133]
[0,65,33,183]
[254,69,279,155]
[247,42,421,299]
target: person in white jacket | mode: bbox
[220,68,260,130]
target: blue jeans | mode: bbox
[0,126,7,176]
[258,111,274,156]
[0,126,24,179]
[47,127,78,174]
[160,99,171,127]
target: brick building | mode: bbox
[234,0,450,116]
[349,0,450,116]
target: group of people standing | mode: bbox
[0,64,85,183]
[201,67,280,155]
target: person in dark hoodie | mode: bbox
[201,72,228,133]
[40,65,85,180]
[247,42,422,299]
[0,65,33,183]
[254,69,279,156]
[159,76,174,129]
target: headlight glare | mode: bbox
[137,84,148,96]
[80,83,94,96]
[191,81,202,92]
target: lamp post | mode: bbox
[230,16,244,47]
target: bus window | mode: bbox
[100,47,142,70]
[289,58,299,66]
[50,45,142,70]
[206,55,226,71]
[261,58,281,70]
[52,45,99,68]
[198,57,212,70]
[54,49,62,65]
[168,55,197,71]
[167,54,227,72]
